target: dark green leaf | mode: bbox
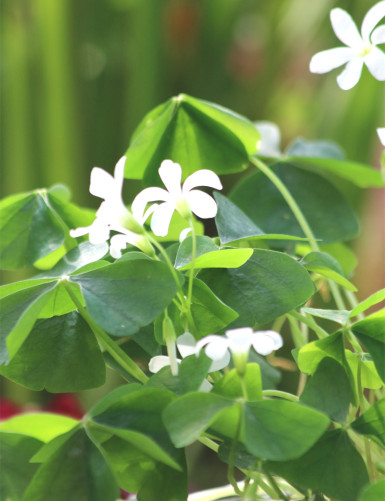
[300,357,351,422]
[351,310,385,383]
[301,251,357,291]
[301,307,351,325]
[71,259,180,336]
[242,400,329,461]
[213,364,262,401]
[231,163,359,243]
[200,249,315,327]
[137,457,188,501]
[23,428,119,501]
[351,399,385,449]
[163,392,234,447]
[0,312,105,392]
[124,94,260,186]
[0,432,43,501]
[174,236,217,269]
[267,430,369,501]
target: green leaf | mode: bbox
[297,331,356,402]
[345,350,383,390]
[91,387,181,470]
[0,190,65,269]
[351,399,385,449]
[124,94,260,185]
[320,242,358,277]
[200,249,315,327]
[0,312,106,392]
[242,400,329,461]
[350,289,385,318]
[286,138,345,160]
[213,364,262,401]
[137,459,188,501]
[0,281,58,364]
[163,392,234,447]
[301,251,357,291]
[231,163,359,243]
[215,192,312,244]
[358,478,385,501]
[302,307,351,325]
[146,353,212,395]
[178,248,253,271]
[299,357,351,422]
[189,278,238,335]
[23,428,119,501]
[174,236,217,269]
[0,432,43,501]
[351,310,385,383]
[0,413,78,442]
[267,430,369,501]
[71,259,180,336]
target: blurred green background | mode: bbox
[1,1,384,484]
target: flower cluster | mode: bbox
[310,1,385,90]
[71,158,222,256]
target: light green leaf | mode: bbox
[350,289,385,318]
[213,364,262,401]
[243,399,329,461]
[345,350,383,390]
[358,478,385,501]
[0,312,105,392]
[174,235,217,269]
[200,249,315,327]
[351,399,385,449]
[124,94,260,186]
[0,413,78,443]
[301,307,351,325]
[301,251,357,291]
[177,248,253,271]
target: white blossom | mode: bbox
[377,127,385,146]
[310,2,385,90]
[131,160,222,237]
[195,327,283,363]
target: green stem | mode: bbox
[187,220,197,308]
[262,390,299,402]
[357,358,375,481]
[287,315,307,347]
[228,403,244,496]
[63,280,148,384]
[198,436,219,453]
[262,467,290,501]
[289,310,328,339]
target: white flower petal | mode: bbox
[131,187,169,221]
[364,46,385,80]
[309,47,355,73]
[183,169,222,194]
[186,190,218,219]
[89,167,115,199]
[226,327,254,356]
[114,156,126,186]
[149,355,171,373]
[377,128,385,146]
[88,219,111,244]
[361,1,385,44]
[371,24,385,44]
[330,8,363,49]
[195,335,229,360]
[252,336,275,356]
[109,234,129,259]
[179,228,192,242]
[177,332,197,358]
[199,379,213,392]
[336,57,364,89]
[158,160,183,198]
[255,121,282,157]
[150,201,175,237]
[208,351,231,372]
[261,330,283,351]
[70,226,90,238]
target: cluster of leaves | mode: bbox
[1,94,384,501]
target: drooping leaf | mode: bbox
[351,310,385,383]
[231,163,359,243]
[351,399,385,449]
[0,312,106,392]
[0,432,43,501]
[23,427,119,501]
[299,357,351,422]
[163,392,235,447]
[124,94,260,186]
[301,251,357,291]
[200,249,315,327]
[242,400,329,461]
[267,430,369,501]
[71,259,181,336]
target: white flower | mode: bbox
[149,332,230,373]
[131,160,223,237]
[310,2,385,90]
[70,157,154,257]
[378,127,385,146]
[195,328,283,362]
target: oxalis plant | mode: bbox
[1,5,385,501]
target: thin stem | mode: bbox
[262,467,290,501]
[198,436,219,453]
[357,357,375,481]
[228,403,244,495]
[187,219,197,308]
[262,390,299,402]
[287,315,307,348]
[63,280,148,384]
[289,310,328,339]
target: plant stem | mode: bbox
[187,219,197,308]
[357,357,375,481]
[62,280,148,384]
[289,310,329,339]
[262,390,299,402]
[228,403,244,495]
[262,467,290,501]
